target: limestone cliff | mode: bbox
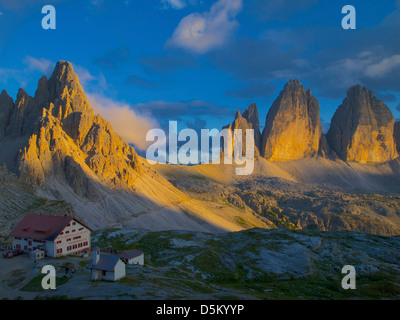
[261,80,322,161]
[327,85,398,164]
[223,103,262,158]
[395,121,400,154]
[2,61,141,190]
[0,90,14,139]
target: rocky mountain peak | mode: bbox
[49,61,78,86]
[224,104,262,157]
[261,79,322,161]
[242,103,260,132]
[285,79,303,90]
[235,110,242,120]
[0,89,11,100]
[46,61,90,118]
[0,60,141,192]
[327,85,398,163]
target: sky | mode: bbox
[1,0,400,153]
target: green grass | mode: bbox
[3,269,27,288]
[21,275,70,292]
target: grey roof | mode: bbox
[88,254,122,272]
[119,250,144,260]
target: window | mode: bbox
[72,222,76,226]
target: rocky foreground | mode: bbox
[1,228,399,300]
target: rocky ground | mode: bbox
[0,166,73,239]
[1,228,399,300]
[156,157,400,236]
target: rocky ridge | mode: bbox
[0,61,267,232]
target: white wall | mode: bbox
[53,220,91,257]
[111,260,126,281]
[12,219,91,258]
[128,254,144,266]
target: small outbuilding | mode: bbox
[88,247,126,282]
[29,249,45,261]
[119,250,144,266]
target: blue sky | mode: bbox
[1,0,400,151]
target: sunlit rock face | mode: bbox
[261,80,322,161]
[327,85,398,164]
[0,61,141,189]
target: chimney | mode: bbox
[92,247,100,265]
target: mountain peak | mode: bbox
[48,60,80,90]
[261,81,322,161]
[0,89,11,100]
[242,103,258,123]
[53,60,75,76]
[284,79,303,91]
[327,85,398,163]
[235,110,242,120]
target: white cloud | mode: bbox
[72,64,96,86]
[364,54,400,79]
[69,64,158,151]
[86,93,159,151]
[162,0,187,9]
[23,56,54,75]
[167,0,243,54]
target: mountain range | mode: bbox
[0,61,400,237]
[224,79,399,164]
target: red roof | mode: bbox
[10,214,92,241]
